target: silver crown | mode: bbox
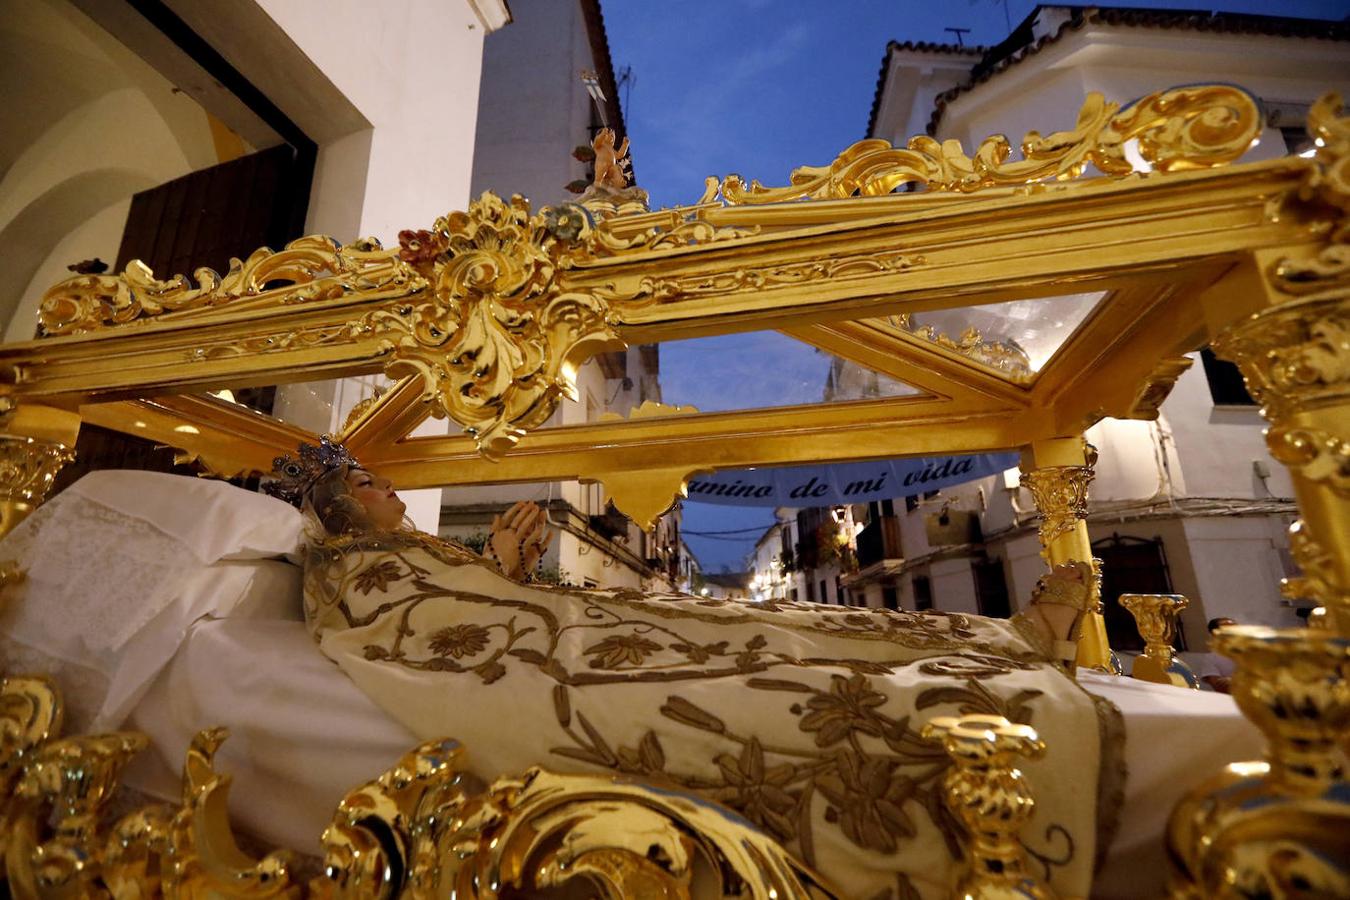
[263,435,361,505]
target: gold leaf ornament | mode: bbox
[717,84,1260,204]
[40,236,417,336]
[368,194,621,458]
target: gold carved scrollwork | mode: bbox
[632,249,925,306]
[575,211,759,263]
[716,85,1260,204]
[0,437,75,505]
[0,675,837,900]
[376,193,623,457]
[1166,626,1350,899]
[6,731,147,898]
[1126,357,1194,419]
[316,736,838,900]
[0,717,304,900]
[922,713,1054,900]
[40,236,423,336]
[1280,520,1339,613]
[1271,93,1350,294]
[167,727,300,898]
[1019,443,1097,560]
[888,313,1033,381]
[0,434,75,537]
[1213,297,1350,499]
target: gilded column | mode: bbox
[1019,437,1113,671]
[1211,96,1350,634]
[0,402,80,540]
[1214,301,1349,633]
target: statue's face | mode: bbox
[347,468,406,531]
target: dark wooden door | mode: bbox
[1092,534,1178,653]
[52,145,306,495]
[114,143,302,280]
[974,558,1012,618]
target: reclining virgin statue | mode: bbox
[270,437,1119,899]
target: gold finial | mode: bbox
[923,714,1055,900]
[1165,626,1350,898]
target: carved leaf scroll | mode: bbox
[40,236,422,336]
[716,84,1261,204]
[375,193,624,458]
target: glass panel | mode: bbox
[244,375,446,436]
[876,291,1107,377]
[545,331,922,427]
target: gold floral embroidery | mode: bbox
[428,624,491,659]
[584,634,664,668]
[307,535,1082,882]
[716,738,797,841]
[353,560,405,595]
[800,674,888,746]
[817,749,917,853]
[545,674,1070,874]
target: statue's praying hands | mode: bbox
[487,500,555,581]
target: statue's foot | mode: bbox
[1019,561,1094,671]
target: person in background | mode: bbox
[1200,616,1237,693]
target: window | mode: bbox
[1200,348,1255,406]
[805,579,815,602]
[819,579,829,604]
[913,576,933,611]
[882,584,898,610]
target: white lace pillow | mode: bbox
[66,470,302,562]
[0,484,305,732]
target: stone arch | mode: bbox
[0,168,157,338]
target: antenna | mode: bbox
[944,26,971,46]
[616,65,635,126]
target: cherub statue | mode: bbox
[591,128,631,191]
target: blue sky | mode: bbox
[600,0,1348,571]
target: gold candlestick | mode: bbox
[1120,593,1198,688]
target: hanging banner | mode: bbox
[683,453,1019,508]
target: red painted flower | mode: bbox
[398,229,446,265]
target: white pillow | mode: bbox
[67,470,303,562]
[223,559,305,622]
[0,474,306,731]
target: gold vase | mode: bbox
[1165,625,1350,899]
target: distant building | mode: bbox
[703,572,752,602]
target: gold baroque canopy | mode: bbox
[0,82,1348,900]
[3,84,1346,531]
